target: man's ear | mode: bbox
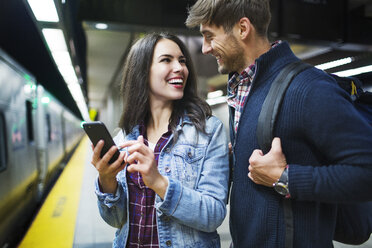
[238,17,251,40]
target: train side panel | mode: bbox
[0,49,83,247]
[0,50,39,246]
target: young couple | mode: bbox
[91,0,372,247]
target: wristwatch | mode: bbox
[273,166,290,197]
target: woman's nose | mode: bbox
[173,61,183,72]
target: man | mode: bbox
[186,0,372,247]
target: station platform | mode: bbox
[17,137,371,248]
[18,137,117,248]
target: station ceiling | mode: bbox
[1,0,372,119]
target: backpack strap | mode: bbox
[257,61,311,154]
[256,60,311,248]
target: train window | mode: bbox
[46,113,52,142]
[0,112,7,172]
[25,100,34,142]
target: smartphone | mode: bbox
[82,121,120,164]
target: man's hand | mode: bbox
[228,142,232,155]
[248,137,287,187]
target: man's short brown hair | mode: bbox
[186,0,271,37]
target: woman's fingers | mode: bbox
[137,135,145,143]
[91,140,104,165]
[120,135,145,150]
[100,145,120,165]
[111,152,126,173]
[119,140,138,149]
[126,151,148,166]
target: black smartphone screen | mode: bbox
[82,121,120,164]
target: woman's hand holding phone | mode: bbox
[91,140,126,194]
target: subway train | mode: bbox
[0,48,84,247]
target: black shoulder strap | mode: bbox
[256,60,311,248]
[256,61,311,154]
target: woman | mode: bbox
[91,33,229,248]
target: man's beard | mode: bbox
[218,36,245,74]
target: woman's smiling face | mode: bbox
[149,38,189,104]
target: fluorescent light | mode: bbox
[67,83,83,99]
[315,57,353,70]
[207,90,223,99]
[42,29,68,51]
[95,23,108,30]
[51,51,72,66]
[58,64,78,85]
[68,83,90,121]
[334,65,372,77]
[27,0,59,22]
[41,28,90,121]
[41,29,78,84]
[206,96,227,106]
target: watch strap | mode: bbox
[274,165,291,198]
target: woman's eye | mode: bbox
[179,59,186,64]
[160,58,171,62]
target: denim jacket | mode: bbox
[95,115,229,248]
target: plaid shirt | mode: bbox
[126,123,172,248]
[227,65,255,133]
[227,41,281,133]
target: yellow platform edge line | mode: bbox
[19,137,89,248]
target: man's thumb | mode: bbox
[271,137,282,153]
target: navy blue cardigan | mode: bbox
[229,42,372,247]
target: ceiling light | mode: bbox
[334,65,372,77]
[206,96,227,106]
[41,28,90,121]
[95,23,108,30]
[42,29,68,51]
[315,57,353,70]
[51,51,72,67]
[41,28,78,85]
[27,0,59,22]
[58,64,78,85]
[68,83,90,121]
[67,83,84,99]
[207,90,223,99]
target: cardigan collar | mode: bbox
[253,41,299,84]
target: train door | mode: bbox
[35,85,48,195]
[0,112,6,173]
[61,110,67,159]
[35,86,65,187]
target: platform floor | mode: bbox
[18,137,371,248]
[72,138,116,248]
